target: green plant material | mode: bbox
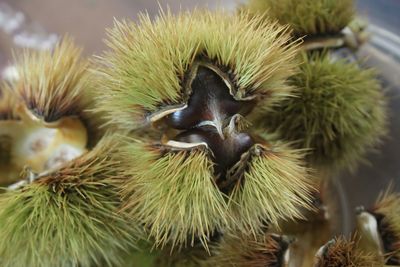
[245,0,354,37]
[0,136,139,267]
[314,236,381,267]
[95,9,299,130]
[261,52,387,172]
[208,233,291,267]
[370,188,400,264]
[118,136,313,249]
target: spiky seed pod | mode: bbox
[208,233,292,267]
[357,189,400,265]
[0,38,139,266]
[96,10,299,130]
[243,0,366,54]
[119,135,312,248]
[262,52,387,171]
[0,136,139,267]
[245,0,354,37]
[12,35,103,145]
[314,236,381,267]
[98,9,313,249]
[0,37,104,184]
[13,37,89,122]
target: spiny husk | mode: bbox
[209,233,290,267]
[1,37,104,182]
[245,0,354,37]
[12,36,91,123]
[228,142,313,234]
[119,136,313,249]
[314,236,380,267]
[10,36,104,148]
[371,189,400,264]
[0,136,139,267]
[95,9,299,130]
[262,52,387,172]
[119,137,228,249]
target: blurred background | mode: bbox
[0,0,399,231]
